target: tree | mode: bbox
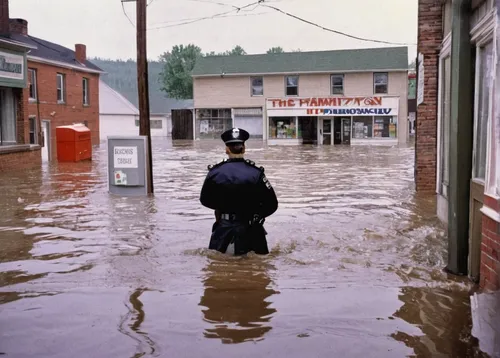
[159,44,202,99]
[267,46,284,54]
[227,45,246,56]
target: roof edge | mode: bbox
[28,55,104,74]
[192,68,409,78]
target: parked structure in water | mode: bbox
[416,0,500,291]
[191,47,409,146]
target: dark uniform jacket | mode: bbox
[200,158,278,255]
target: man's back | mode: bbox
[200,158,278,219]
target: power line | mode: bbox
[261,3,416,46]
[121,1,135,27]
[147,0,263,30]
[149,12,270,28]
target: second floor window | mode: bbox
[331,74,344,95]
[374,72,388,94]
[83,78,89,105]
[28,69,37,101]
[285,75,298,96]
[250,76,263,96]
[57,73,65,103]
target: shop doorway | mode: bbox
[333,117,351,145]
[41,120,51,162]
[319,118,333,145]
[298,117,317,144]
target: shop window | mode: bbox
[0,88,17,146]
[374,73,388,94]
[29,116,37,144]
[373,116,397,138]
[352,116,373,139]
[473,41,493,181]
[196,108,232,139]
[285,76,298,96]
[28,68,37,101]
[83,78,89,105]
[331,74,344,95]
[57,73,66,103]
[250,77,263,96]
[269,117,297,139]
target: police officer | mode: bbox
[200,128,278,256]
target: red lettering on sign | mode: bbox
[287,99,295,107]
[300,98,310,106]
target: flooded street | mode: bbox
[0,139,488,357]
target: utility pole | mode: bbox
[136,0,154,194]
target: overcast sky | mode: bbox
[10,0,418,62]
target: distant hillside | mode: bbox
[91,58,192,114]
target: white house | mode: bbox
[99,80,169,140]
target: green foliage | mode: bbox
[267,46,284,54]
[159,44,203,99]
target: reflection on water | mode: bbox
[0,139,490,357]
[199,255,278,344]
[391,287,487,358]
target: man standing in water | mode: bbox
[200,128,278,255]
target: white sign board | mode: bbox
[0,50,24,81]
[417,53,425,105]
[113,146,138,168]
[266,96,400,117]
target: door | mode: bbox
[469,181,484,282]
[171,109,194,140]
[341,118,352,145]
[319,118,333,145]
[41,120,50,162]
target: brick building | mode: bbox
[416,0,499,291]
[191,47,409,146]
[0,0,102,169]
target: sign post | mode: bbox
[107,136,149,196]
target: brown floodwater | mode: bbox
[0,139,489,357]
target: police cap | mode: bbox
[221,127,250,145]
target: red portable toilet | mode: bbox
[56,123,92,162]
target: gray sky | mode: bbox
[10,0,418,62]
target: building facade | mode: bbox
[0,3,39,171]
[0,0,102,169]
[192,47,409,145]
[416,0,500,291]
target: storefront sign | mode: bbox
[266,96,399,117]
[0,50,24,80]
[113,146,138,168]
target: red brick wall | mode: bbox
[0,147,41,172]
[480,195,500,291]
[415,0,443,192]
[25,61,100,160]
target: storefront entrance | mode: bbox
[319,117,352,145]
[319,118,333,145]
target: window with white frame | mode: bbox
[82,78,89,105]
[374,73,388,94]
[473,40,494,181]
[57,73,65,103]
[331,74,344,95]
[28,69,37,101]
[250,76,263,96]
[0,88,17,146]
[285,76,298,96]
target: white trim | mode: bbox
[480,205,500,223]
[0,37,37,50]
[470,9,496,44]
[440,33,452,57]
[192,68,409,78]
[28,55,104,74]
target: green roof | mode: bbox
[192,46,408,77]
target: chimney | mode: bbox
[9,18,28,35]
[75,44,87,64]
[0,0,9,36]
